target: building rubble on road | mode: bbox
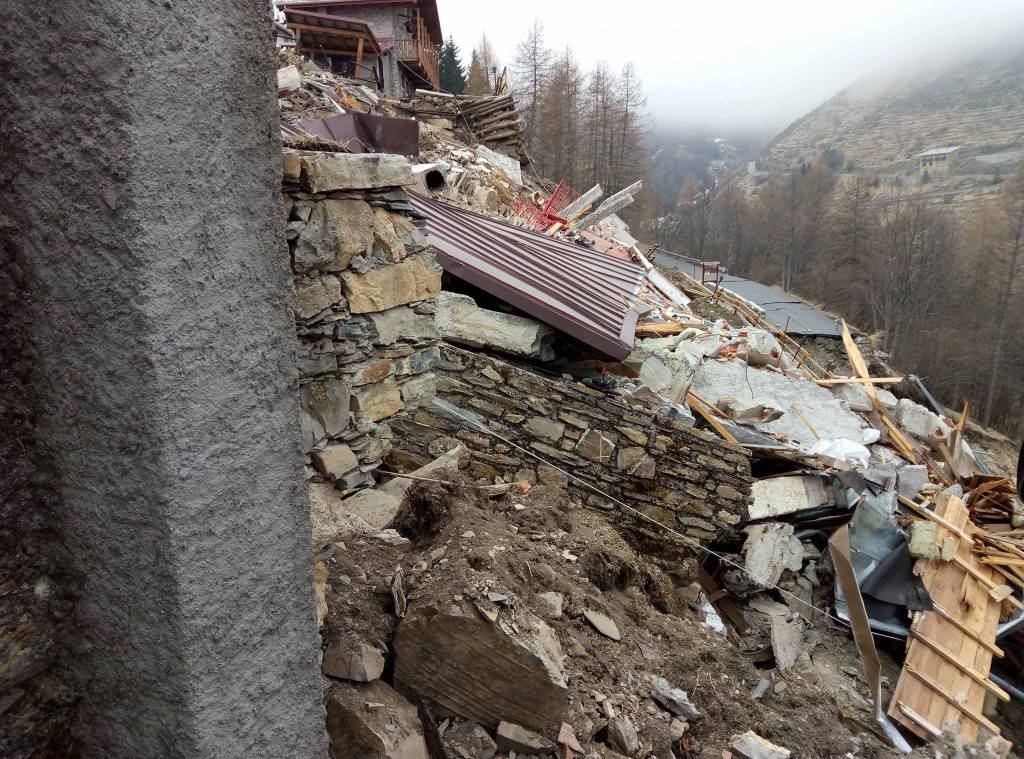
[273,46,1023,759]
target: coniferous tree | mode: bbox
[438,36,467,94]
[465,49,489,95]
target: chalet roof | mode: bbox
[918,146,961,157]
[281,7,381,56]
[278,0,442,44]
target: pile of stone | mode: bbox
[283,150,443,537]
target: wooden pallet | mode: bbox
[888,494,1009,746]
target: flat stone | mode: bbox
[897,464,930,498]
[526,416,565,444]
[372,207,407,261]
[537,465,569,487]
[343,255,441,314]
[617,447,656,479]
[293,198,374,273]
[368,305,438,345]
[730,730,791,759]
[394,346,439,376]
[495,722,556,756]
[326,680,428,759]
[393,605,567,731]
[300,379,350,442]
[294,275,342,320]
[322,640,385,682]
[300,153,416,193]
[400,375,436,409]
[749,475,833,520]
[575,429,616,464]
[350,359,394,386]
[351,380,405,422]
[650,676,702,720]
[434,292,554,359]
[312,444,359,480]
[584,609,621,641]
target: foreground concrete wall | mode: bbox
[1,2,326,757]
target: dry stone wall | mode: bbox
[391,345,753,541]
[283,150,442,491]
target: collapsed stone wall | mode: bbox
[282,150,442,494]
[391,345,753,542]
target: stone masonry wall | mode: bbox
[283,150,442,495]
[391,345,753,542]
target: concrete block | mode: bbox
[749,475,833,520]
[895,398,951,448]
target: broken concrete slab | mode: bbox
[730,730,791,759]
[650,676,702,720]
[322,640,385,682]
[735,329,783,367]
[325,680,429,759]
[393,603,567,731]
[742,522,804,588]
[496,722,557,756]
[897,464,930,498]
[434,292,554,359]
[833,383,873,413]
[692,359,865,448]
[894,398,951,449]
[724,396,786,424]
[749,475,835,520]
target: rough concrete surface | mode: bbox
[1,2,326,756]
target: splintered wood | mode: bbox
[888,495,1009,746]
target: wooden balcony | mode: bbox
[392,37,439,90]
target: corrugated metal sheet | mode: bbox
[408,192,646,360]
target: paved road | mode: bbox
[654,250,842,338]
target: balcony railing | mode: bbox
[392,38,439,90]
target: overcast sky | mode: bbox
[438,0,1024,138]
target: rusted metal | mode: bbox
[409,192,646,360]
[281,113,420,155]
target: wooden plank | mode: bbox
[687,392,737,444]
[898,496,976,545]
[908,628,1009,700]
[888,495,1005,746]
[814,376,904,386]
[896,702,942,738]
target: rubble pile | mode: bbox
[314,476,906,759]
[272,50,1022,759]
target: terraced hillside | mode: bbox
[760,46,1024,184]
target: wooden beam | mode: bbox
[814,376,904,386]
[687,392,737,444]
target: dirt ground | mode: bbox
[320,476,950,758]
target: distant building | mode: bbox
[279,0,441,96]
[918,146,960,174]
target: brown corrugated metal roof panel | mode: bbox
[408,191,646,360]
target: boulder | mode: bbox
[300,153,416,193]
[293,198,375,273]
[325,680,429,759]
[434,292,554,359]
[343,255,442,314]
[393,604,567,731]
